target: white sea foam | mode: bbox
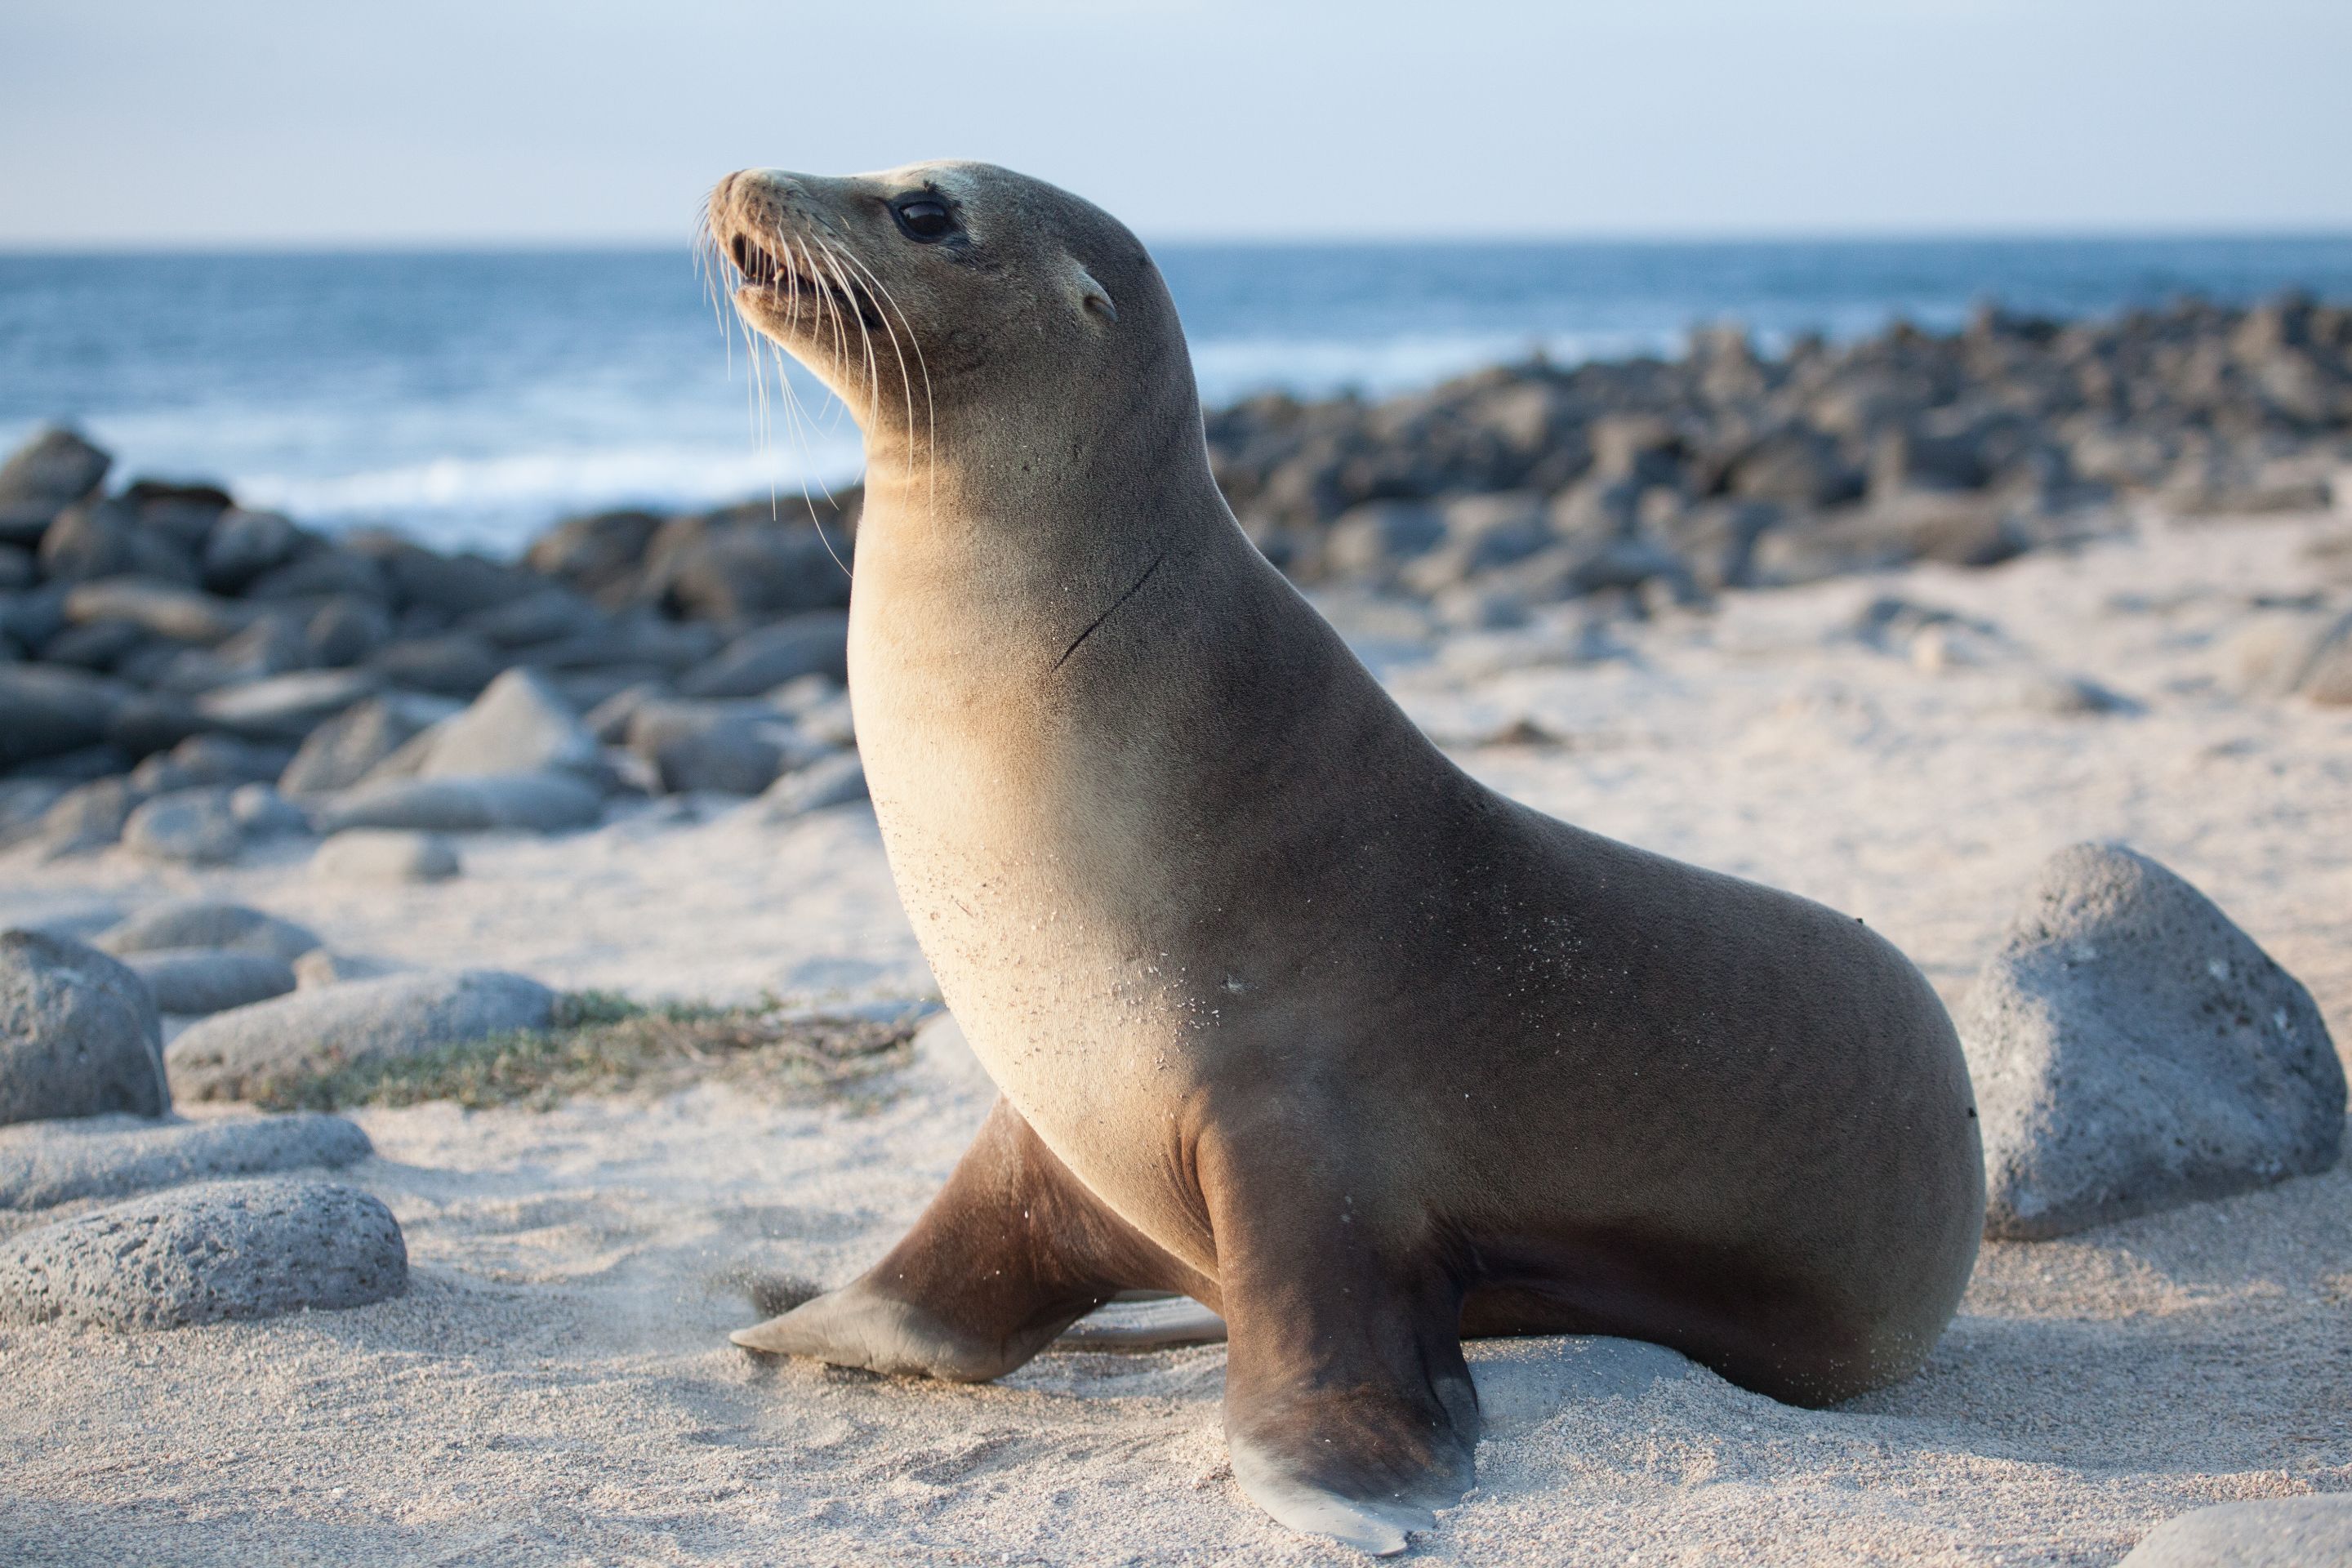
[232,439,863,553]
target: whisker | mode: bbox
[823,240,938,524]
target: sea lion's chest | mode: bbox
[852,612,1224,1266]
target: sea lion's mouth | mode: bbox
[725,230,884,331]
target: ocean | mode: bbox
[4,236,2350,556]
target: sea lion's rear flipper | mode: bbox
[1209,1155,1479,1555]
[731,1095,1204,1381]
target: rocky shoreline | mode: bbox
[5,293,2351,866]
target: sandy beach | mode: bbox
[3,506,2347,1565]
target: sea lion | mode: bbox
[710,161,1984,1555]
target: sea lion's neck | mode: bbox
[852,387,1235,666]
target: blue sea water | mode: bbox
[2,236,2349,555]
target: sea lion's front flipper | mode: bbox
[732,1095,1205,1381]
[1209,1147,1478,1555]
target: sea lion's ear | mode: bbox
[1066,258,1117,324]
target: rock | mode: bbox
[761,750,868,818]
[38,498,198,586]
[639,505,856,621]
[102,691,209,760]
[41,616,152,671]
[2016,672,2140,717]
[410,666,603,781]
[120,789,245,866]
[523,508,663,601]
[2118,1497,2352,1567]
[228,782,310,837]
[0,1178,406,1329]
[2225,610,2352,698]
[627,700,816,795]
[0,778,69,850]
[96,901,322,964]
[129,733,294,795]
[197,668,379,740]
[312,829,460,884]
[276,693,457,797]
[291,951,410,989]
[0,427,111,544]
[0,664,128,769]
[312,771,605,834]
[1322,501,1447,581]
[1961,844,2345,1240]
[62,578,256,644]
[0,1111,371,1209]
[0,931,168,1125]
[365,539,538,618]
[164,969,556,1102]
[2305,631,2352,706]
[31,777,141,854]
[582,680,668,743]
[678,611,852,697]
[0,544,32,592]
[122,949,299,1016]
[199,508,311,593]
[516,610,719,675]
[302,595,393,666]
[13,742,134,783]
[458,586,608,648]
[366,631,503,697]
[244,546,390,605]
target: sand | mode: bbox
[2,509,2348,1565]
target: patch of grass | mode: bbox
[250,992,923,1113]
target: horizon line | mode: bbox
[5,225,2352,258]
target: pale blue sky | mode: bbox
[3,0,2346,245]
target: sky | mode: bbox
[2,0,2348,247]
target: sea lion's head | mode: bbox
[705,161,1187,452]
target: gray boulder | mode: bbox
[312,828,460,884]
[96,901,323,964]
[29,777,140,855]
[302,594,394,666]
[38,498,199,586]
[411,666,603,781]
[0,1111,370,1209]
[0,930,168,1125]
[0,1178,406,1329]
[0,427,110,544]
[1961,844,2345,1240]
[164,969,555,1102]
[62,578,256,644]
[277,693,456,797]
[523,508,662,600]
[121,788,245,866]
[678,612,852,698]
[628,699,820,795]
[0,664,127,769]
[0,778,69,850]
[197,668,379,740]
[129,733,294,794]
[366,631,503,697]
[458,586,608,648]
[291,951,410,989]
[199,508,310,593]
[229,782,310,837]
[123,949,298,1016]
[244,546,390,604]
[313,771,604,833]
[2225,610,2352,698]
[761,751,869,818]
[2119,1497,2352,1567]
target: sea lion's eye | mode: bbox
[892,196,956,243]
